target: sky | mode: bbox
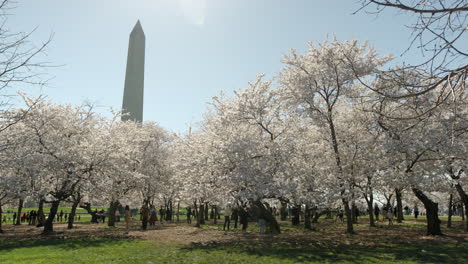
[8,0,440,132]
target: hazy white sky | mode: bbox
[8,0,464,132]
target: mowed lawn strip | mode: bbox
[0,238,467,264]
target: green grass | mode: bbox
[0,238,466,264]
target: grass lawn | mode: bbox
[1,214,467,264]
[0,238,467,264]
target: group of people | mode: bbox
[2,211,39,225]
[374,204,421,225]
[223,205,250,232]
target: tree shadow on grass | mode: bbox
[0,238,130,252]
[181,240,468,264]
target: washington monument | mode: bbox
[122,20,145,122]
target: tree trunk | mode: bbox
[327,111,353,234]
[193,201,200,228]
[210,205,214,219]
[280,200,288,221]
[0,202,3,233]
[304,204,312,230]
[412,188,442,235]
[108,200,119,227]
[204,202,209,221]
[447,193,453,228]
[343,198,354,234]
[15,198,24,226]
[364,194,376,227]
[199,203,205,225]
[80,202,98,223]
[213,205,217,224]
[67,200,80,229]
[252,200,280,234]
[395,188,404,223]
[36,199,46,227]
[43,200,60,234]
[176,202,180,223]
[312,211,324,223]
[454,183,468,232]
[351,202,357,224]
[291,205,300,226]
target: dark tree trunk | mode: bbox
[454,183,468,232]
[312,211,324,223]
[213,205,217,224]
[43,200,60,234]
[291,205,300,226]
[199,203,205,225]
[0,202,3,233]
[343,198,354,234]
[108,200,119,227]
[395,188,404,223]
[412,188,442,235]
[177,202,180,223]
[280,200,288,221]
[204,202,209,221]
[364,193,376,227]
[210,205,214,219]
[447,193,453,228]
[351,202,357,224]
[325,208,333,219]
[252,200,280,234]
[36,199,46,227]
[67,200,80,229]
[304,204,312,230]
[194,201,200,228]
[80,202,98,223]
[15,198,24,226]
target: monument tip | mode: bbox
[131,20,144,36]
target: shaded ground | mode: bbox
[0,218,467,263]
[1,218,467,245]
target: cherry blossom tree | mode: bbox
[278,38,391,233]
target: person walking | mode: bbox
[387,207,394,225]
[223,205,232,231]
[374,204,380,221]
[159,207,165,223]
[124,205,131,232]
[140,205,149,230]
[414,206,419,219]
[149,205,157,227]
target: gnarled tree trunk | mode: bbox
[412,188,442,235]
[36,199,46,227]
[454,183,468,232]
[43,200,60,234]
[67,200,80,229]
[395,188,404,223]
[15,198,24,226]
[199,202,205,225]
[252,200,280,234]
[291,205,300,226]
[108,200,119,227]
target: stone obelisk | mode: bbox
[122,20,145,122]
